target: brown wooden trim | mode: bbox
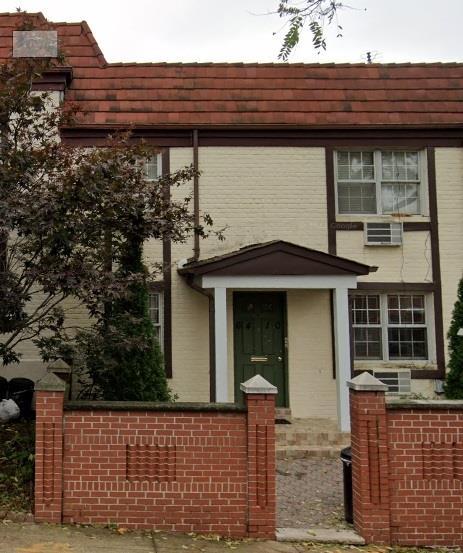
[334,221,431,232]
[193,129,200,260]
[60,125,463,148]
[180,240,372,277]
[427,147,446,379]
[162,148,173,378]
[32,68,73,91]
[403,221,431,232]
[333,221,364,231]
[149,281,165,292]
[356,282,436,291]
[325,147,337,255]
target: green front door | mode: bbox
[233,292,287,407]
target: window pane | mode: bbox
[143,156,159,180]
[388,327,428,359]
[352,295,381,325]
[382,151,419,181]
[337,151,375,181]
[388,294,426,325]
[381,183,420,214]
[338,182,377,214]
[354,327,382,359]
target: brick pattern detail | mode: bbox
[246,394,276,539]
[126,443,176,482]
[34,393,276,538]
[351,388,463,547]
[34,390,64,523]
[350,391,391,544]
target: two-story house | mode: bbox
[2,12,463,431]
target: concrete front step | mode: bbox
[276,417,350,450]
[276,417,350,458]
[276,445,347,459]
[276,527,365,545]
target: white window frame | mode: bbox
[143,152,162,181]
[148,291,164,350]
[334,149,428,217]
[352,291,434,364]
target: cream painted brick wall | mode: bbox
[167,147,331,405]
[287,290,337,420]
[197,147,328,256]
[435,147,463,365]
[336,231,433,283]
[168,148,211,401]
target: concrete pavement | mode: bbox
[0,522,304,553]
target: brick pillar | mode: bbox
[34,372,66,523]
[241,375,277,539]
[348,372,391,544]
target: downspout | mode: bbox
[193,129,200,260]
[185,274,216,402]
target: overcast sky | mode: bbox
[2,0,462,64]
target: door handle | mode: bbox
[278,356,282,361]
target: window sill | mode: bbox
[336,214,430,224]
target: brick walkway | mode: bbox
[277,457,349,529]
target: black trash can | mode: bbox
[0,376,8,401]
[8,377,34,418]
[340,446,353,524]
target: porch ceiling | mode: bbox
[178,240,375,278]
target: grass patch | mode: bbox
[0,419,34,512]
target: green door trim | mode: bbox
[233,291,289,407]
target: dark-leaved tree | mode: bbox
[0,48,217,400]
[444,278,463,398]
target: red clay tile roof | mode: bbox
[2,12,463,128]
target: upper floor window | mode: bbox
[336,150,423,215]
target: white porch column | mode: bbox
[214,287,228,402]
[333,287,351,432]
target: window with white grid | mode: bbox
[143,154,161,181]
[336,151,376,214]
[352,294,382,359]
[336,150,423,215]
[352,292,430,361]
[387,294,428,360]
[148,292,163,348]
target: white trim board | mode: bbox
[201,274,358,290]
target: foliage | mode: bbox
[276,0,345,60]
[0,53,215,368]
[444,278,463,398]
[0,420,35,511]
[64,238,174,401]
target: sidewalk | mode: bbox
[0,522,302,553]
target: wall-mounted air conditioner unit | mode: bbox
[365,222,402,246]
[372,370,411,395]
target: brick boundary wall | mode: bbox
[34,373,276,538]
[349,373,463,547]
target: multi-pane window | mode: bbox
[336,150,422,215]
[352,293,429,361]
[143,154,161,181]
[148,292,163,348]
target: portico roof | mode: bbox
[178,240,376,277]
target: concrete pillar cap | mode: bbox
[347,371,388,392]
[35,371,66,392]
[240,374,278,395]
